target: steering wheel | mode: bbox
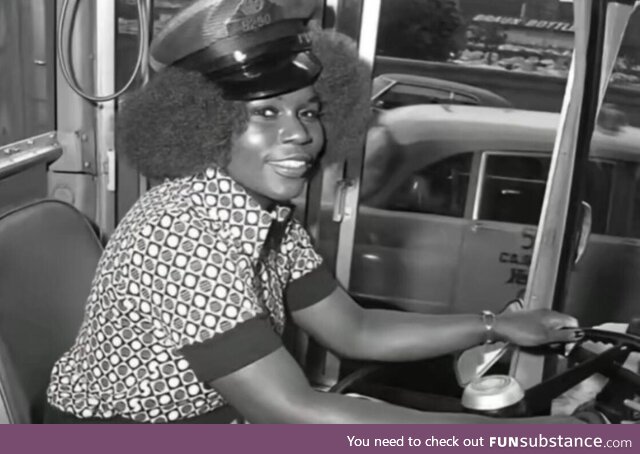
[525,328,640,422]
[330,328,640,422]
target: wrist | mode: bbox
[493,312,509,343]
[479,310,510,344]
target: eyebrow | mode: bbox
[258,96,321,106]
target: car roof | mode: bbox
[362,105,640,207]
[378,104,640,164]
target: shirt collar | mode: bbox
[181,167,293,253]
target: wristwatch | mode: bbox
[481,310,497,344]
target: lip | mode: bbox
[267,155,314,179]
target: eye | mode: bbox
[300,108,322,120]
[252,106,279,119]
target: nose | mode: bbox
[278,114,311,145]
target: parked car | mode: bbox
[371,73,512,110]
[317,104,640,326]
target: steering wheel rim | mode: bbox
[331,328,640,422]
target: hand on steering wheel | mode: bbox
[496,309,582,347]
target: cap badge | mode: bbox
[226,0,275,34]
[240,0,265,15]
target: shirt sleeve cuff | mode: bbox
[285,265,338,312]
[178,317,282,383]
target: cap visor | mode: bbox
[214,51,322,100]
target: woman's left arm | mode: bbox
[291,286,581,362]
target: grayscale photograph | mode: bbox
[0,0,639,425]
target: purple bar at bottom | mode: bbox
[1,424,638,454]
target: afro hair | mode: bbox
[117,28,372,180]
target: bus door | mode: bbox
[0,0,149,233]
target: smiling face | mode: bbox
[225,85,324,202]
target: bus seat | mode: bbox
[0,200,103,423]
[0,336,29,423]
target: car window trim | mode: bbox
[472,150,550,222]
[370,78,397,103]
[386,83,481,105]
[587,157,616,236]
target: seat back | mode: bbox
[0,200,103,423]
[0,336,29,423]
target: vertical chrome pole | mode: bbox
[333,0,380,288]
[307,0,380,388]
[95,0,117,233]
[138,0,153,197]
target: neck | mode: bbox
[241,187,277,211]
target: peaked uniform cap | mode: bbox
[150,0,317,71]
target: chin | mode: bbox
[268,179,306,202]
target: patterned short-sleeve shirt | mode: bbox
[47,167,337,423]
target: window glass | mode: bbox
[385,153,472,217]
[617,163,640,240]
[589,8,640,241]
[116,0,200,87]
[585,160,614,235]
[376,0,640,112]
[478,153,613,232]
[478,154,550,225]
[0,0,55,146]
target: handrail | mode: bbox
[0,133,63,178]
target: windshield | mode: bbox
[375,0,640,113]
[316,0,640,327]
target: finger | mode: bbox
[563,315,580,328]
[547,328,585,344]
[549,313,579,329]
[564,341,577,356]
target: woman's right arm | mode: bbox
[210,346,582,424]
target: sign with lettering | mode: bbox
[473,14,575,33]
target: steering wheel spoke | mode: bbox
[525,344,627,415]
[526,329,640,419]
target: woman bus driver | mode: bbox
[44,0,587,424]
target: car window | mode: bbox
[585,160,614,235]
[385,153,472,217]
[478,154,549,225]
[373,83,479,110]
[624,164,640,239]
[478,153,613,233]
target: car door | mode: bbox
[454,152,550,314]
[454,151,620,318]
[563,159,640,326]
[348,152,473,313]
